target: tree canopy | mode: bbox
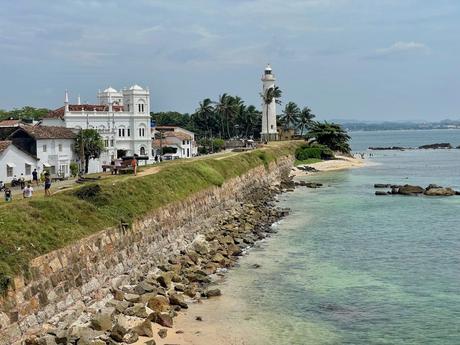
[74,129,105,173]
[0,106,50,121]
[304,121,351,154]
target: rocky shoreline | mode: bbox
[374,183,460,196]
[369,142,459,150]
[25,179,295,345]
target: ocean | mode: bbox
[181,129,460,345]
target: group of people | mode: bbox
[3,169,52,202]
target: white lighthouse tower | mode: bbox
[261,64,278,141]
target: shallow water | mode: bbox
[185,130,460,345]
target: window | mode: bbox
[127,104,130,111]
[138,104,145,113]
[140,147,146,155]
[182,140,185,145]
[43,144,47,152]
[58,144,63,152]
[110,139,114,147]
[127,129,130,137]
[187,148,190,157]
[7,166,13,177]
[104,139,109,147]
[25,164,31,175]
[271,125,274,129]
[139,128,145,137]
[119,128,126,137]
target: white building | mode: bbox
[8,125,77,178]
[42,85,153,172]
[152,126,197,160]
[0,141,39,183]
[261,64,279,141]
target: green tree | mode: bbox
[215,93,238,139]
[150,111,191,128]
[297,107,316,135]
[74,129,105,174]
[0,106,50,121]
[280,101,301,130]
[260,86,282,141]
[191,98,216,138]
[305,121,351,154]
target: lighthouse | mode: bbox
[261,64,278,141]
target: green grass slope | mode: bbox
[0,143,298,289]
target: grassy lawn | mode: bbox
[295,158,323,166]
[0,142,299,289]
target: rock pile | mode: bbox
[296,166,319,173]
[374,183,459,196]
[295,181,323,188]
[26,188,290,345]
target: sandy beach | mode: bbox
[291,155,369,177]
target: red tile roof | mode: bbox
[0,140,11,153]
[163,131,191,140]
[45,104,125,119]
[152,138,179,147]
[0,119,21,127]
[14,125,76,140]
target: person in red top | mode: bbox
[131,157,137,176]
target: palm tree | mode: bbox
[215,94,238,139]
[193,98,214,137]
[305,121,351,153]
[260,86,282,142]
[280,102,301,130]
[297,106,316,135]
[242,105,261,138]
[74,129,105,173]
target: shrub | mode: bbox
[198,138,225,154]
[73,184,108,206]
[70,162,79,177]
[295,143,334,161]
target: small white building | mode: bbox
[0,141,39,183]
[9,125,77,178]
[152,126,197,160]
[42,85,153,172]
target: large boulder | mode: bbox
[398,185,424,195]
[191,234,210,255]
[146,295,170,313]
[155,313,173,328]
[132,319,153,337]
[424,187,456,196]
[418,143,452,149]
[156,272,173,289]
[168,293,188,309]
[90,307,115,331]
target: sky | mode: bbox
[0,0,459,121]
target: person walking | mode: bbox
[23,184,33,199]
[44,173,52,197]
[32,169,39,186]
[4,187,12,202]
[132,156,137,176]
[19,174,26,190]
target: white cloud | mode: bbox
[375,41,429,56]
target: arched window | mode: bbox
[138,124,146,137]
[140,147,146,155]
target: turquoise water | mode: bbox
[194,130,460,345]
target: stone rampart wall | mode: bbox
[0,156,294,343]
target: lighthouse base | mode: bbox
[261,133,279,142]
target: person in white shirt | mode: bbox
[23,184,34,199]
